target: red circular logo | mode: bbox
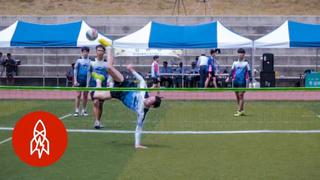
[12,111,68,167]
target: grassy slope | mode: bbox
[0,100,320,179]
[0,0,319,15]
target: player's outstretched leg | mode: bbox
[106,48,124,83]
[90,72,112,100]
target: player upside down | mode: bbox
[91,62,161,149]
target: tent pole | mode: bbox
[182,49,185,88]
[251,42,255,83]
[42,47,45,86]
[56,48,59,86]
[316,48,319,72]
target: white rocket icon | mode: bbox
[30,119,50,159]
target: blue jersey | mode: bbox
[89,59,108,87]
[230,60,250,85]
[111,71,149,121]
[74,57,91,83]
[121,91,149,113]
[110,71,152,146]
[207,56,215,72]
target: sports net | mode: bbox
[1,87,320,179]
[1,87,320,134]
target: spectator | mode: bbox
[197,54,209,87]
[66,63,75,86]
[186,61,199,87]
[160,61,173,87]
[4,53,16,85]
[219,67,230,87]
[223,67,228,74]
[195,56,199,66]
[174,62,186,88]
[0,52,5,76]
[15,59,21,76]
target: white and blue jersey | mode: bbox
[111,72,149,121]
[151,61,159,79]
[121,91,149,117]
[230,60,251,87]
[110,71,152,146]
[89,59,108,87]
[74,57,91,85]
[207,56,216,73]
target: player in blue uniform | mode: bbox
[205,49,218,88]
[73,46,91,117]
[87,45,109,129]
[226,48,252,116]
[91,61,161,149]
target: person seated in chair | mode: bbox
[160,61,173,87]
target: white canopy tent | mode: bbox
[114,21,252,49]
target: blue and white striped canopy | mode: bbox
[254,21,320,48]
[114,21,252,49]
[0,20,112,47]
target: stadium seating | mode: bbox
[0,16,319,86]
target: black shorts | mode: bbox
[76,81,87,87]
[207,71,216,77]
[110,91,127,100]
[110,79,133,100]
[233,82,247,88]
[114,79,135,88]
[152,77,159,84]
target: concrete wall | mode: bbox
[0,16,319,86]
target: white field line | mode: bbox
[1,127,320,134]
[59,113,73,120]
[0,137,12,144]
[66,129,320,134]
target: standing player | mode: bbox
[87,45,109,129]
[151,55,160,89]
[226,48,252,116]
[197,54,208,88]
[205,49,218,88]
[91,62,162,149]
[73,46,91,117]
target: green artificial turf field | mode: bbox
[1,100,320,180]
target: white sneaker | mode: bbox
[234,110,245,117]
[73,111,79,117]
[99,123,104,128]
[94,121,101,129]
[82,110,88,116]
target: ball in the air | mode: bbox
[86,28,98,41]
